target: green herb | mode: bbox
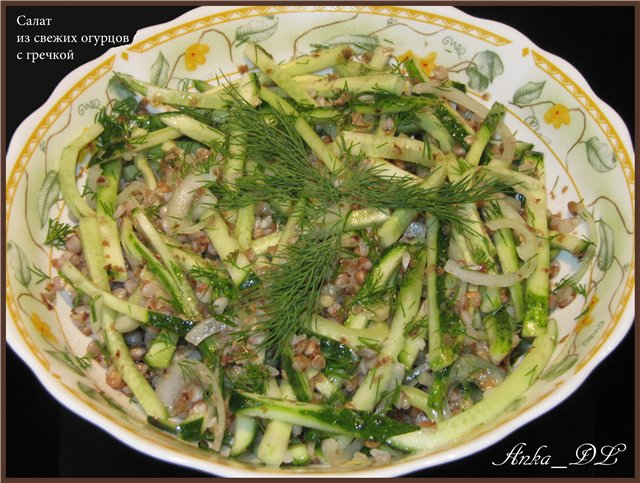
[212,94,508,234]
[248,228,343,358]
[318,336,359,378]
[228,364,271,394]
[189,265,238,302]
[45,219,75,248]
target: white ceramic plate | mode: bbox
[6,5,634,477]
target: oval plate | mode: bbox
[6,5,634,477]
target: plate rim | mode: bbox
[5,4,635,477]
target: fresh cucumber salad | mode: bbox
[48,43,593,468]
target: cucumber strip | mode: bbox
[297,74,405,98]
[485,200,526,322]
[465,102,505,167]
[549,230,590,257]
[345,243,409,328]
[400,385,430,414]
[340,131,434,167]
[278,45,351,78]
[426,216,455,371]
[398,298,428,370]
[256,381,296,466]
[230,415,258,457]
[76,217,168,420]
[367,46,393,70]
[59,261,197,336]
[258,88,344,173]
[224,129,246,187]
[165,171,216,221]
[236,204,255,252]
[485,161,550,336]
[334,59,369,77]
[251,230,282,256]
[159,114,225,150]
[121,218,182,303]
[96,160,128,282]
[415,112,453,153]
[244,43,317,107]
[147,414,206,441]
[230,390,416,443]
[133,153,157,189]
[77,217,109,338]
[378,161,447,247]
[132,210,200,317]
[434,102,474,150]
[282,349,313,403]
[482,309,513,364]
[144,329,179,369]
[350,247,427,411]
[387,319,557,452]
[59,123,103,219]
[446,158,502,314]
[309,316,389,351]
[290,442,311,466]
[203,211,253,286]
[114,72,230,110]
[102,127,182,163]
[364,157,421,182]
[271,201,302,266]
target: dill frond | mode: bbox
[45,219,75,248]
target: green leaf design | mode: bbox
[541,354,578,380]
[512,81,545,105]
[596,220,614,271]
[465,65,489,92]
[235,15,279,46]
[476,50,503,82]
[78,381,127,413]
[46,349,95,376]
[315,34,379,54]
[107,76,134,100]
[466,50,503,92]
[150,52,170,87]
[585,136,617,172]
[8,241,31,288]
[37,170,60,228]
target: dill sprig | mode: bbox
[250,228,343,358]
[211,92,508,233]
[45,219,75,248]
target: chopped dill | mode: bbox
[45,219,75,248]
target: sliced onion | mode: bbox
[154,363,187,411]
[404,221,427,239]
[165,172,215,220]
[444,257,537,287]
[116,180,146,205]
[191,191,218,222]
[551,216,581,234]
[184,317,227,346]
[485,217,538,261]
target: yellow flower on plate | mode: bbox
[397,50,415,63]
[544,103,571,128]
[419,52,438,77]
[31,312,56,343]
[185,43,210,71]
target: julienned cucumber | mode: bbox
[387,319,557,452]
[230,390,417,443]
[59,261,198,336]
